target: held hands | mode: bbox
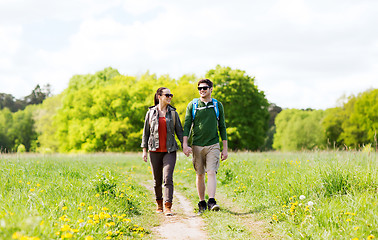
[183,145,192,157]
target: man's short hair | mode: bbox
[198,79,213,88]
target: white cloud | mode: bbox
[0,0,377,108]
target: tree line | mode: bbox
[1,66,376,153]
[0,66,269,153]
[273,89,378,151]
[0,84,51,112]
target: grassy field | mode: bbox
[0,154,158,240]
[1,151,377,239]
[173,151,378,239]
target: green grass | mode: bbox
[173,151,378,240]
[1,151,377,240]
[0,153,158,240]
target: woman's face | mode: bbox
[159,88,173,105]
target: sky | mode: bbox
[1,0,377,109]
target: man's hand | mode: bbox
[221,149,228,161]
[183,146,192,157]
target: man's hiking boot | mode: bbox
[156,199,164,213]
[164,202,173,216]
[207,198,220,211]
[197,200,207,214]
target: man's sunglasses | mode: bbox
[198,86,210,91]
[163,94,173,98]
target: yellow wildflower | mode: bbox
[12,232,22,239]
[367,235,375,240]
[84,236,94,240]
[80,202,85,206]
[105,222,116,227]
[61,224,71,232]
[61,232,73,239]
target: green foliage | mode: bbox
[33,94,63,153]
[0,108,12,151]
[340,89,378,148]
[6,105,38,152]
[92,170,117,195]
[17,144,26,153]
[2,65,375,153]
[273,109,326,151]
[0,84,51,112]
[206,65,270,150]
[321,89,378,150]
[322,107,346,148]
[320,167,352,196]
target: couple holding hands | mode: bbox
[141,79,228,216]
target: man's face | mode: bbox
[198,83,212,99]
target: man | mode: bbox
[183,79,228,213]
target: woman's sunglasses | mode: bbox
[163,94,173,98]
[198,86,209,91]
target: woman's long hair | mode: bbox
[154,87,168,106]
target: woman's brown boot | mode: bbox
[156,199,163,213]
[164,202,173,216]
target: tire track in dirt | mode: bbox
[142,183,208,240]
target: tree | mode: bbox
[206,65,270,150]
[7,105,38,152]
[33,94,63,153]
[340,89,378,148]
[262,103,282,150]
[23,84,52,105]
[273,109,326,151]
[322,107,346,149]
[0,108,13,152]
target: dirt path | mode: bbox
[143,183,208,240]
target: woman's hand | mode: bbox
[142,148,148,162]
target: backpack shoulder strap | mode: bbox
[192,98,199,121]
[212,98,219,120]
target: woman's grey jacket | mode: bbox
[141,105,183,153]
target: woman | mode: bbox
[141,87,183,216]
